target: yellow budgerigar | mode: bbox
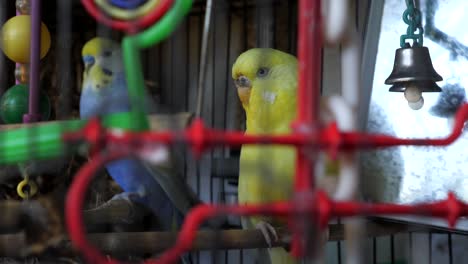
[232,48,299,264]
[232,48,340,264]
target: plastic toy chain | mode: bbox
[400,0,424,47]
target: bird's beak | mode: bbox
[234,75,252,107]
[234,75,251,90]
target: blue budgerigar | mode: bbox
[79,37,200,234]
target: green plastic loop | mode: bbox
[0,112,152,165]
[120,0,193,131]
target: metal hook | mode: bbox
[17,177,38,199]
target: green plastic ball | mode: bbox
[0,84,51,124]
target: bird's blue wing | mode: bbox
[80,68,204,229]
[105,157,183,230]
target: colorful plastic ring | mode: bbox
[95,0,160,21]
[81,0,173,33]
[108,0,147,9]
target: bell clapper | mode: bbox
[404,85,424,110]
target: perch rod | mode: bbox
[0,222,417,257]
[82,220,418,252]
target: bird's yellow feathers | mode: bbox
[234,48,299,264]
[232,48,298,134]
[233,48,299,220]
[231,48,297,81]
[82,37,119,57]
[81,37,122,92]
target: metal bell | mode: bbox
[385,46,443,92]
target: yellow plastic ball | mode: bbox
[0,15,51,63]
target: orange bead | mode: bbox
[16,0,31,15]
[15,64,29,84]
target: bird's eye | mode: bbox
[256,67,269,78]
[102,68,113,76]
[102,51,112,57]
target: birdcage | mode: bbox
[0,0,467,263]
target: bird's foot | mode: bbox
[256,221,278,248]
[111,192,142,203]
[108,192,149,224]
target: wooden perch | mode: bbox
[0,229,289,257]
[0,202,28,234]
[88,228,290,255]
[0,201,46,234]
[87,219,421,254]
[83,199,149,226]
[64,220,453,254]
[2,201,463,257]
[0,220,427,257]
[0,232,26,257]
[0,199,150,233]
